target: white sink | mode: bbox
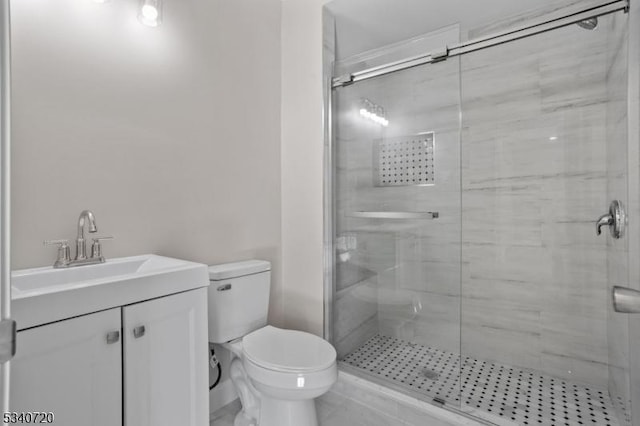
[11,254,209,330]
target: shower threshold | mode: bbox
[341,335,628,426]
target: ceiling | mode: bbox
[325,0,583,59]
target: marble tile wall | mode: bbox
[333,5,625,392]
[625,3,640,424]
[605,11,632,426]
[460,18,613,386]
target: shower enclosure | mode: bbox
[325,0,639,424]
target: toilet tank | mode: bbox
[207,260,271,343]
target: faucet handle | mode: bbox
[43,239,69,246]
[91,236,113,259]
[43,239,71,268]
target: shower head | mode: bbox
[577,17,598,30]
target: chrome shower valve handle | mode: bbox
[596,200,626,239]
[596,214,613,235]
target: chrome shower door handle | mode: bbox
[596,200,626,239]
[613,286,640,313]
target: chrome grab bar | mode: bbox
[348,211,439,220]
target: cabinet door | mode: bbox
[10,308,122,426]
[123,288,208,426]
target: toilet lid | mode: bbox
[242,326,336,373]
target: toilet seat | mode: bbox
[242,326,336,373]
[231,326,338,402]
[243,357,337,399]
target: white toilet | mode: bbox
[208,260,337,426]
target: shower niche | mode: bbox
[373,132,436,187]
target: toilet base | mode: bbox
[233,395,319,426]
[229,356,320,426]
[259,397,318,426]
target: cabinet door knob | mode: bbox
[106,331,120,344]
[133,326,146,339]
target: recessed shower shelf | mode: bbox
[347,211,439,220]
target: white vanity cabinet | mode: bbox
[10,308,123,426]
[123,288,209,426]
[10,287,209,426]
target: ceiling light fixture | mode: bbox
[139,0,162,27]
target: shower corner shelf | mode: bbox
[347,211,439,220]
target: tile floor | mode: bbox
[210,399,242,426]
[342,335,628,426]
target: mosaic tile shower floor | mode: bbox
[342,335,629,426]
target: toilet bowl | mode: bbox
[207,260,337,426]
[224,326,337,426]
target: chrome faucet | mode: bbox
[44,210,113,268]
[76,210,97,260]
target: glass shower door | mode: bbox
[331,55,463,407]
[459,12,631,426]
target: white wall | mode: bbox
[280,0,331,336]
[12,0,283,415]
[11,0,284,325]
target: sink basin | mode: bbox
[11,254,209,330]
[12,255,198,296]
[13,257,146,294]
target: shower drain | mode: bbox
[421,368,439,381]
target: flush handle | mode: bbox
[613,286,640,313]
[217,284,232,292]
[596,200,626,239]
[133,326,146,339]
